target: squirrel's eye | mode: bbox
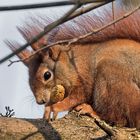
[44,71,51,81]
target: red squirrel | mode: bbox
[6,0,140,128]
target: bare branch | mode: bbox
[69,0,114,20]
[94,117,115,137]
[0,0,107,11]
[93,117,139,140]
[8,59,22,66]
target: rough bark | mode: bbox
[0,111,140,140]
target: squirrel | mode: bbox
[6,0,140,128]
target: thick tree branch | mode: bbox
[0,111,139,140]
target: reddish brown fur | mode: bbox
[6,0,140,129]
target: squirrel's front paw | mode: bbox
[43,106,58,121]
[43,106,51,121]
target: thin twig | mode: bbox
[93,117,140,140]
[8,40,69,66]
[8,59,22,66]
[112,0,115,28]
[8,3,140,66]
[94,117,115,137]
[0,0,106,11]
[0,1,113,64]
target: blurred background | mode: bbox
[0,0,69,118]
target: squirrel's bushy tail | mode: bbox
[6,0,140,55]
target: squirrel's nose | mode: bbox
[37,99,46,105]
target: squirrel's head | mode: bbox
[28,45,79,105]
[7,40,79,105]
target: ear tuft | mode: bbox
[4,40,32,66]
[16,26,31,42]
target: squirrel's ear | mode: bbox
[42,45,62,70]
[42,48,55,70]
[5,40,32,67]
[47,45,62,61]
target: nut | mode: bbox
[50,85,65,103]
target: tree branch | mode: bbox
[69,0,114,20]
[0,0,106,11]
[0,111,139,140]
